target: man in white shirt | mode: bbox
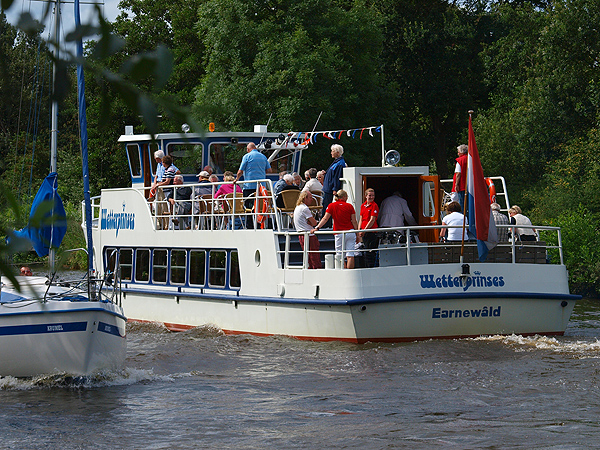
[302,168,323,192]
[378,192,417,229]
[293,191,322,269]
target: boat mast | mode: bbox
[49,0,61,274]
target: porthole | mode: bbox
[255,249,261,267]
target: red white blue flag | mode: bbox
[466,115,498,262]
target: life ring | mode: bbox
[255,185,269,229]
[485,178,496,204]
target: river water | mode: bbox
[2,299,600,449]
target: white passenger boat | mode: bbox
[0,0,126,377]
[89,124,578,343]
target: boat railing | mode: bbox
[440,176,511,211]
[277,223,563,270]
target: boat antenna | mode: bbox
[258,114,273,145]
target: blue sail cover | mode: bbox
[13,172,67,257]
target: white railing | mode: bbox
[277,223,563,270]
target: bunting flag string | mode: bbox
[276,126,382,149]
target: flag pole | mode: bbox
[460,110,474,272]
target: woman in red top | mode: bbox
[312,189,358,269]
[358,188,379,267]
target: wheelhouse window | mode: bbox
[209,250,226,287]
[153,249,168,283]
[126,144,141,177]
[166,143,203,175]
[135,249,150,282]
[171,249,187,285]
[190,250,206,286]
[209,142,246,175]
[230,250,241,288]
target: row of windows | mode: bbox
[105,247,241,290]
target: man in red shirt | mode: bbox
[452,144,468,211]
[312,189,358,269]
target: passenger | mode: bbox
[275,173,300,208]
[169,175,192,229]
[508,205,537,241]
[272,171,288,198]
[20,266,33,276]
[234,142,272,224]
[203,165,213,176]
[293,191,322,269]
[195,170,213,197]
[378,192,417,233]
[312,189,358,269]
[451,144,468,211]
[150,150,165,199]
[208,174,219,183]
[491,203,510,242]
[358,188,379,267]
[214,171,242,198]
[292,172,304,189]
[156,155,178,228]
[317,170,326,186]
[302,168,323,192]
[440,201,468,242]
[321,144,347,223]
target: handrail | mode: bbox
[277,223,563,270]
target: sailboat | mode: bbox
[0,0,126,377]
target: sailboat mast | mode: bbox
[49,0,61,274]
[50,0,60,174]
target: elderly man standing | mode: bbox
[321,144,347,225]
[234,142,272,227]
[293,191,322,269]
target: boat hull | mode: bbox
[122,289,576,343]
[0,291,126,377]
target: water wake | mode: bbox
[473,334,600,357]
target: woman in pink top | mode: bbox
[214,171,242,198]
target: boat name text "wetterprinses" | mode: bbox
[419,272,505,292]
[101,204,135,236]
[432,306,501,319]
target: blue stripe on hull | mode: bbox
[121,286,581,306]
[0,321,87,336]
[98,321,125,338]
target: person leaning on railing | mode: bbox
[312,189,358,269]
[508,205,537,241]
[294,191,322,269]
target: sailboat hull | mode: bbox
[0,280,126,377]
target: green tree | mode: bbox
[194,0,386,168]
[375,0,489,177]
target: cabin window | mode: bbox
[135,249,150,282]
[209,143,246,175]
[166,143,202,175]
[230,250,241,288]
[422,181,436,218]
[153,249,168,283]
[171,249,187,285]
[120,248,133,282]
[209,250,226,287]
[189,250,206,286]
[126,144,141,177]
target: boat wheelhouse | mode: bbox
[88,125,578,343]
